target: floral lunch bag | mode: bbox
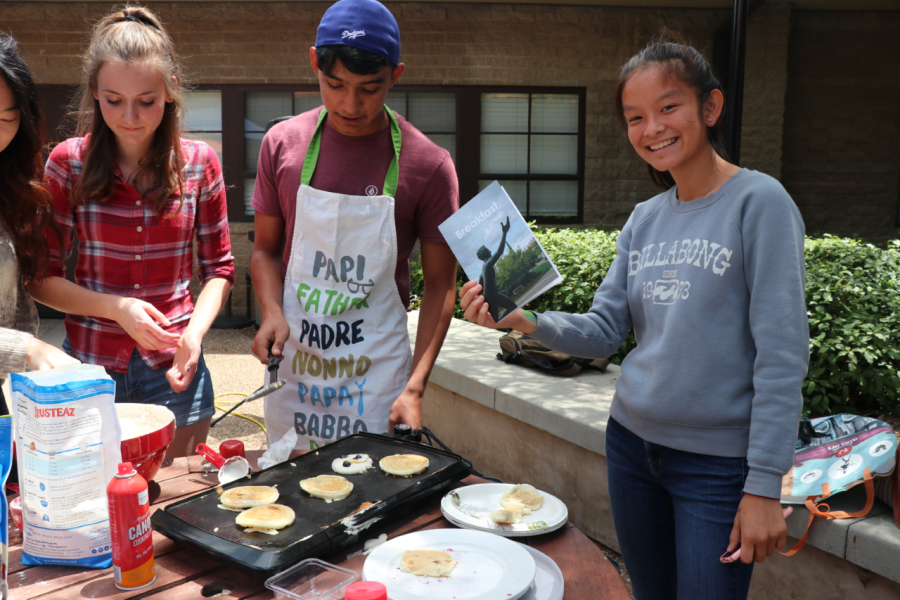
[779,414,897,555]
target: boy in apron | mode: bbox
[250,0,459,450]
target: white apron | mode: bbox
[264,108,412,450]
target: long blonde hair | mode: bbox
[71,4,186,213]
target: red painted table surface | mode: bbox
[8,450,630,600]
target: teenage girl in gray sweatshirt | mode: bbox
[460,40,809,600]
[0,34,79,408]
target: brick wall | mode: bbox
[740,2,791,180]
[0,2,848,314]
[781,10,900,241]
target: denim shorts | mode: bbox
[63,339,215,427]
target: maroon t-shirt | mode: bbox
[252,107,458,307]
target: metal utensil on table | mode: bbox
[211,354,284,427]
[195,442,252,484]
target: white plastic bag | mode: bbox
[258,427,298,470]
[10,364,121,568]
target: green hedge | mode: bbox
[410,232,900,416]
[804,236,900,416]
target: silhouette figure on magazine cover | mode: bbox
[477,216,518,322]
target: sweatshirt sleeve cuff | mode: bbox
[529,312,559,346]
[743,468,786,500]
[0,329,33,376]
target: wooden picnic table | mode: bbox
[8,450,630,599]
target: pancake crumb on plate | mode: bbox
[489,509,523,524]
[500,484,544,515]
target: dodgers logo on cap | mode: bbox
[317,0,401,66]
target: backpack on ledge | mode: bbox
[497,331,609,377]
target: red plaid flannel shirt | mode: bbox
[45,137,235,372]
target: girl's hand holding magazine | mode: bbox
[458,280,537,334]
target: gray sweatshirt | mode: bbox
[0,218,39,382]
[531,169,809,499]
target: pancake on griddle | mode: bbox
[219,486,279,509]
[300,474,353,501]
[235,503,295,535]
[379,454,429,477]
[332,453,374,475]
[500,483,544,515]
[398,549,457,577]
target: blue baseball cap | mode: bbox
[316,0,401,66]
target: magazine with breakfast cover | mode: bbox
[438,181,563,322]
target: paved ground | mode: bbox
[31,320,270,452]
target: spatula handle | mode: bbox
[195,443,226,468]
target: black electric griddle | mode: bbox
[151,433,472,578]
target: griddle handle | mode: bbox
[392,424,422,443]
[267,352,281,384]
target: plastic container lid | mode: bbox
[264,558,358,600]
[345,581,387,600]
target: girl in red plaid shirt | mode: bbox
[30,6,235,458]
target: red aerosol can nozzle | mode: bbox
[117,462,135,477]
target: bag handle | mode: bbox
[780,467,875,556]
[893,443,900,528]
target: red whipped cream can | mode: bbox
[107,462,156,590]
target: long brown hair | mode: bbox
[0,33,57,285]
[71,4,186,213]
[614,34,730,190]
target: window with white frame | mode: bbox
[174,85,583,223]
[183,90,223,163]
[386,91,457,163]
[478,92,581,219]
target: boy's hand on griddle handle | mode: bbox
[389,388,422,431]
[459,280,535,334]
[252,313,291,366]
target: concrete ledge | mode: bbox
[409,311,618,457]
[410,312,900,591]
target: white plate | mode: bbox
[520,546,565,600]
[362,528,536,600]
[441,484,568,537]
[443,510,568,538]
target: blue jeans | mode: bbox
[63,339,214,428]
[606,416,753,600]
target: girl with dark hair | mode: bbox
[0,33,80,398]
[460,37,808,599]
[29,5,235,458]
